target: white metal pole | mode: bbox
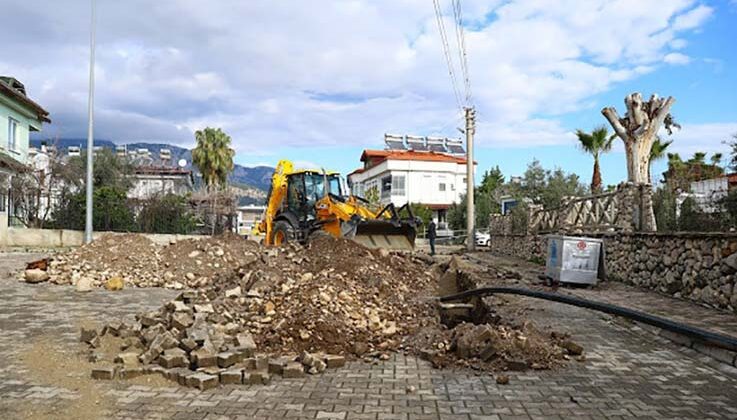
[465,107,475,251]
[84,0,96,243]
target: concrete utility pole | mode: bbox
[84,0,96,244]
[465,106,476,251]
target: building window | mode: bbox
[8,117,19,151]
[391,175,405,196]
[439,183,446,192]
[381,175,392,199]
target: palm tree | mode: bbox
[575,126,615,193]
[648,137,673,183]
[192,127,235,190]
[710,153,723,167]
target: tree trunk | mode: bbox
[591,155,602,194]
[601,93,675,231]
[602,93,675,183]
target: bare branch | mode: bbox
[601,107,628,141]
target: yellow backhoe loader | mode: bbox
[256,160,418,250]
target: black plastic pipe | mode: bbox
[440,286,737,353]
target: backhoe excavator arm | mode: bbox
[257,159,294,245]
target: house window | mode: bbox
[391,175,405,196]
[8,117,19,151]
[439,183,446,192]
[381,175,392,199]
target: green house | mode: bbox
[0,76,50,215]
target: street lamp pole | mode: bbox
[84,0,96,243]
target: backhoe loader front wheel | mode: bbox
[271,220,295,245]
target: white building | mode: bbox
[235,204,266,236]
[129,166,194,202]
[347,135,474,226]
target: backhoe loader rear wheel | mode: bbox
[271,220,295,245]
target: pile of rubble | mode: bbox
[81,235,437,388]
[26,233,266,289]
[42,234,163,289]
[417,321,583,373]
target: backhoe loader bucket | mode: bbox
[349,219,417,251]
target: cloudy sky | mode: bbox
[2,0,736,185]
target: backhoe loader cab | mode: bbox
[258,160,417,250]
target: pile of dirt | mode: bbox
[158,234,261,288]
[46,234,163,287]
[78,235,438,387]
[414,321,581,372]
[39,233,262,289]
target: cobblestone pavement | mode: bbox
[2,252,737,419]
[468,252,737,339]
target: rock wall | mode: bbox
[489,232,737,312]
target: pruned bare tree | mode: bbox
[602,93,678,183]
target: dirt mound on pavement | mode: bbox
[202,235,438,356]
[158,233,261,288]
[47,234,163,287]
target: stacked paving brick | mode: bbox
[83,290,346,390]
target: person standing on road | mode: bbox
[428,219,437,256]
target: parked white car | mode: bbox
[475,232,490,246]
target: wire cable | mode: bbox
[432,0,464,112]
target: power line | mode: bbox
[451,0,472,105]
[432,0,463,112]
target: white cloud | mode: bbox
[0,0,718,153]
[659,122,737,157]
[672,4,713,30]
[664,52,691,65]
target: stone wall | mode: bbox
[488,232,737,312]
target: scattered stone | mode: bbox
[324,355,346,369]
[91,365,117,380]
[118,367,145,380]
[24,269,49,283]
[282,362,305,378]
[561,341,584,356]
[80,326,98,343]
[496,375,510,385]
[225,286,242,298]
[114,352,140,366]
[76,277,94,292]
[105,276,124,291]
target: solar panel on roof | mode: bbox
[385,140,407,150]
[407,136,428,151]
[426,137,447,153]
[445,138,465,154]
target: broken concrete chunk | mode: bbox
[171,312,194,330]
[225,286,242,298]
[24,269,49,283]
[194,303,214,314]
[561,340,583,356]
[114,352,141,366]
[118,367,145,380]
